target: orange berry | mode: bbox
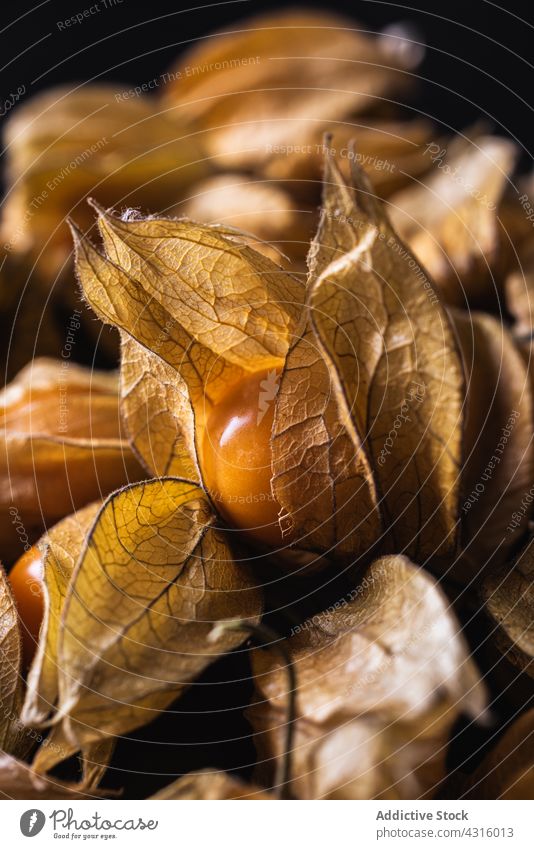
[9,545,45,667]
[201,369,288,547]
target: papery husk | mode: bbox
[151,769,272,800]
[1,357,119,435]
[452,310,534,578]
[22,502,101,727]
[272,152,464,565]
[0,752,109,800]
[119,334,201,481]
[177,173,313,265]
[0,358,144,563]
[250,703,457,800]
[41,478,262,748]
[21,503,115,791]
[1,85,208,279]
[32,726,115,793]
[248,556,485,799]
[92,208,304,369]
[0,564,26,756]
[18,504,117,782]
[162,10,417,169]
[482,536,534,677]
[389,134,518,306]
[262,119,435,200]
[271,318,382,564]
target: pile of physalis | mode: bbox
[1,145,533,801]
[0,8,533,801]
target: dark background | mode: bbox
[2,0,533,797]
[1,0,534,165]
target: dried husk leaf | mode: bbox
[93,210,304,368]
[151,769,272,800]
[263,120,435,200]
[1,357,119,435]
[32,725,115,793]
[482,537,534,677]
[48,478,262,748]
[178,173,313,264]
[452,310,534,577]
[248,555,485,799]
[79,737,115,790]
[251,703,456,800]
[293,154,464,561]
[162,11,415,169]
[18,526,113,796]
[1,439,140,565]
[0,564,25,755]
[1,85,208,278]
[0,358,144,563]
[72,220,246,438]
[389,136,518,306]
[120,334,200,481]
[459,710,534,799]
[271,321,382,563]
[252,556,484,724]
[22,502,101,727]
[0,753,108,800]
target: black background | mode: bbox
[2,0,534,797]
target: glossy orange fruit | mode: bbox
[9,545,45,667]
[201,369,289,547]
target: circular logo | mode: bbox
[20,810,46,837]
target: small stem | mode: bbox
[210,619,296,800]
